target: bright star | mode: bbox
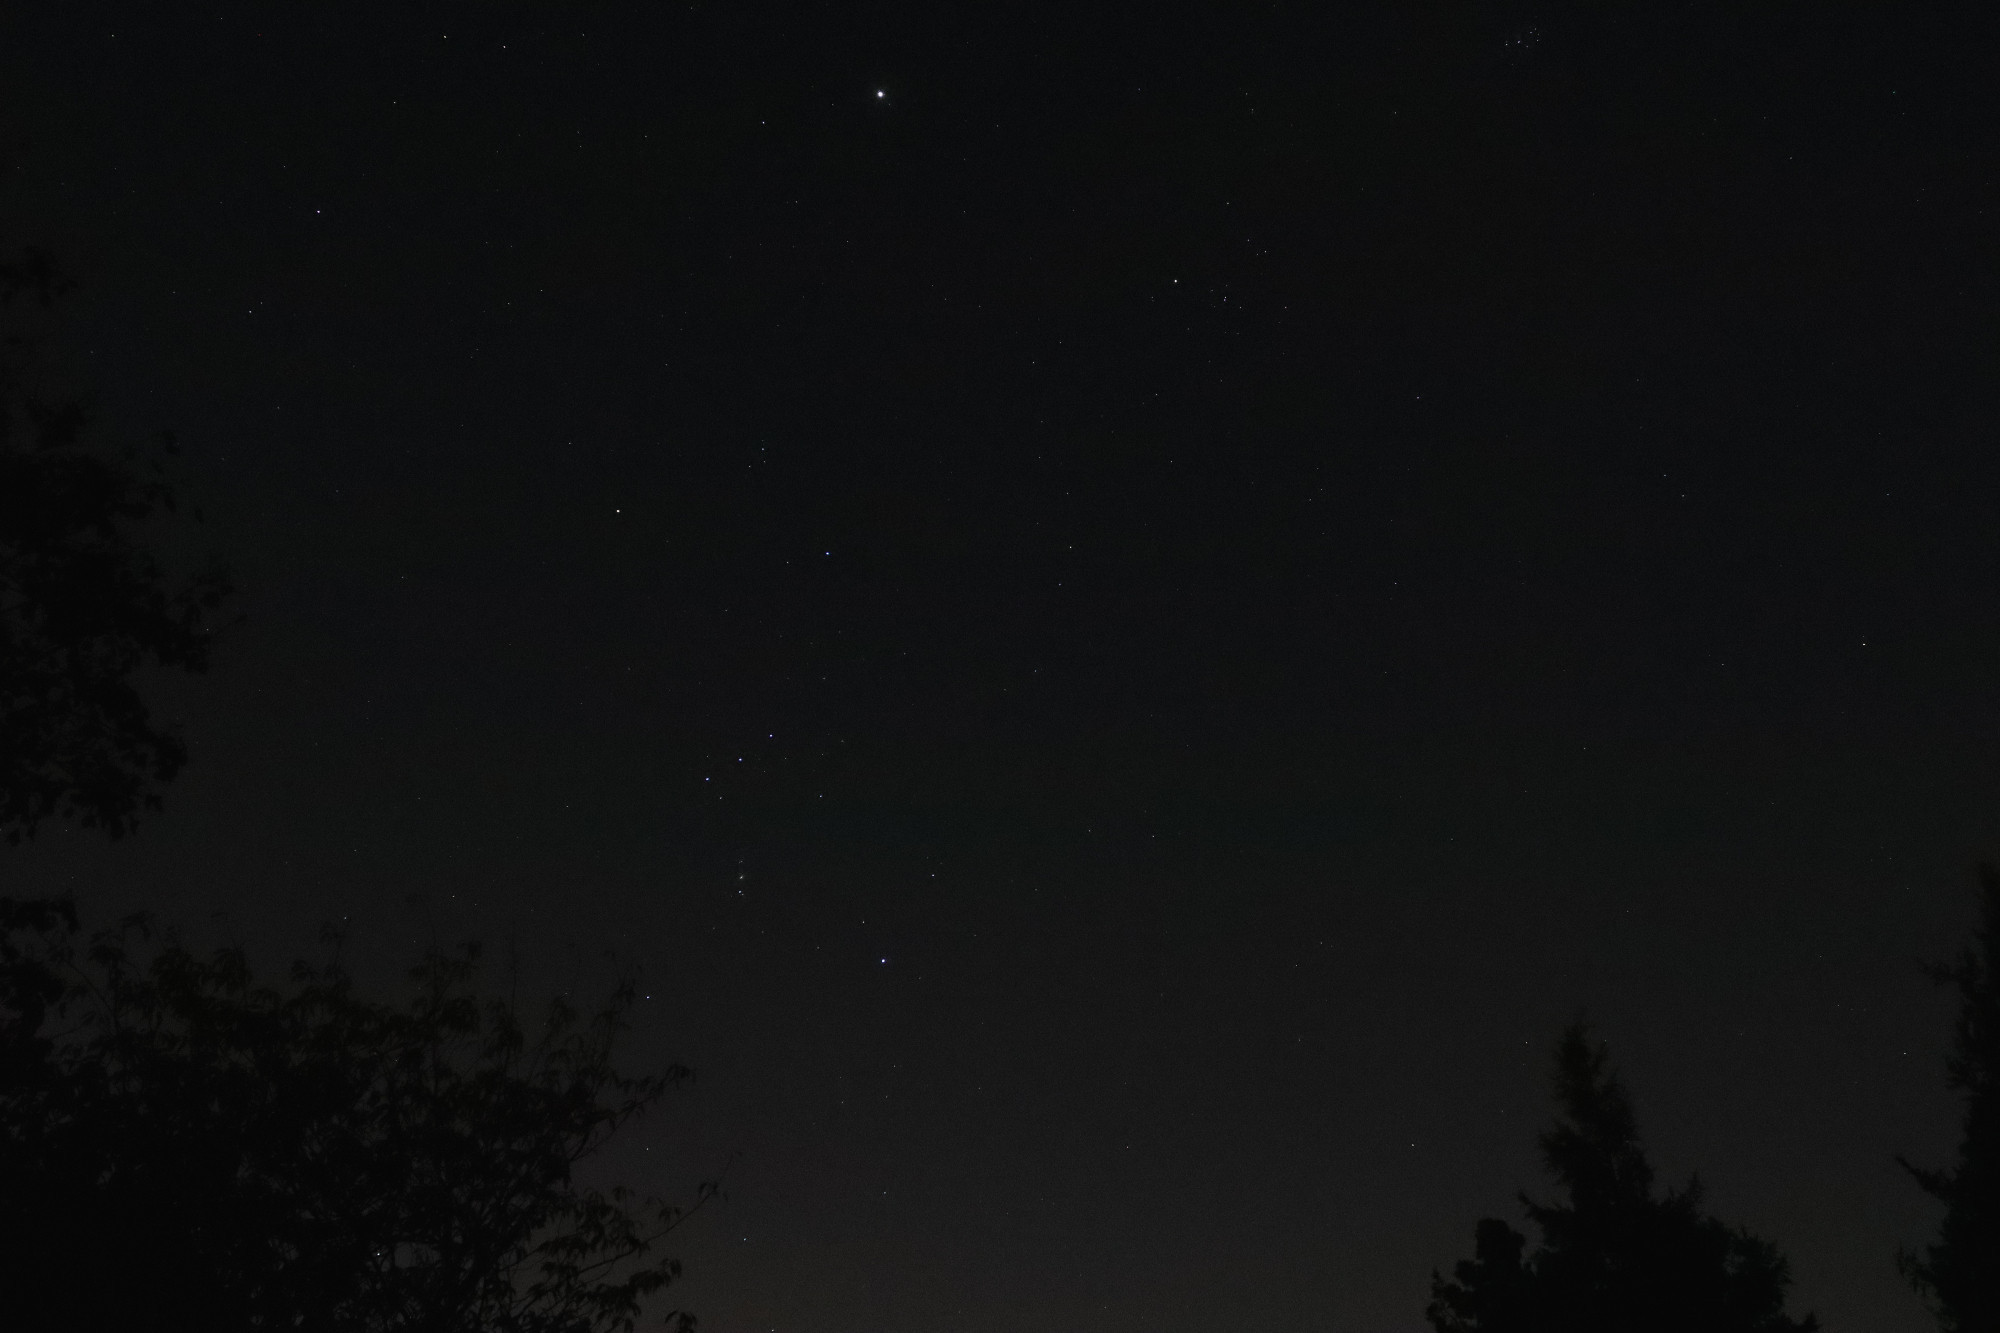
[876,90,885,98]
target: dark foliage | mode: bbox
[0,250,230,841]
[0,898,708,1333]
[1900,866,2000,1333]
[1428,1025,1818,1333]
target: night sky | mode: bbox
[3,3,1996,1329]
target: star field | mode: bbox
[2,3,1993,1330]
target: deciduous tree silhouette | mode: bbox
[0,250,230,841]
[1900,865,2000,1333]
[0,899,710,1333]
[1428,1024,1817,1333]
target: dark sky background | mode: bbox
[3,2,1996,1330]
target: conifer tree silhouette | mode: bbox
[1429,1024,1817,1333]
[1899,865,2000,1333]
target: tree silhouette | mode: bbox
[1899,864,2000,1333]
[0,250,230,842]
[1428,1024,1818,1333]
[0,899,710,1333]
